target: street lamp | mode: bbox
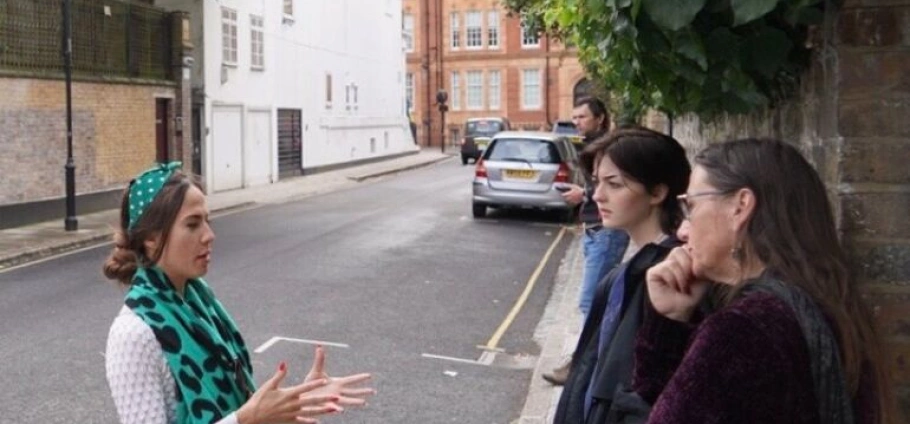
[436,89,448,153]
[62,0,77,231]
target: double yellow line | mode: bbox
[482,225,568,351]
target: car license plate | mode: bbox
[476,138,490,149]
[504,169,538,180]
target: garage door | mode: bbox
[211,107,243,192]
[244,110,272,187]
[277,109,302,178]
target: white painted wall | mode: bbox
[159,0,414,191]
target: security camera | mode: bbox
[182,56,195,67]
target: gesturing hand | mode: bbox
[645,247,711,323]
[236,362,342,424]
[303,345,376,409]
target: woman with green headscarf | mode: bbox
[104,163,374,424]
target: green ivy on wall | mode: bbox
[505,0,832,122]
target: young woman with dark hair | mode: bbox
[104,162,374,424]
[553,127,691,424]
[636,138,893,423]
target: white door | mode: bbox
[244,110,272,187]
[211,107,243,192]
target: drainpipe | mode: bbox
[544,34,551,129]
[436,0,444,149]
[423,0,431,147]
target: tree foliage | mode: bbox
[504,0,831,122]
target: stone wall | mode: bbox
[646,0,910,415]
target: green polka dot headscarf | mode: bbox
[128,161,182,230]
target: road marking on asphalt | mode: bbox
[254,336,350,354]
[420,353,488,366]
[482,225,568,351]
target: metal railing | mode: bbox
[0,0,173,80]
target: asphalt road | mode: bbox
[0,159,572,423]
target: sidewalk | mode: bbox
[515,229,584,423]
[0,150,453,270]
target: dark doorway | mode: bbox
[191,105,203,175]
[155,99,171,162]
[277,109,303,178]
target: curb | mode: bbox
[0,201,261,272]
[0,233,113,271]
[0,155,451,271]
[347,155,455,182]
[515,229,584,423]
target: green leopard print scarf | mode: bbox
[125,266,255,423]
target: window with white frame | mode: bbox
[450,12,460,49]
[403,14,415,52]
[522,69,541,109]
[450,72,461,110]
[325,73,333,108]
[521,15,540,47]
[487,11,499,48]
[465,11,482,48]
[221,7,238,65]
[406,72,414,111]
[466,71,483,110]
[250,15,264,70]
[487,70,501,110]
[283,0,293,20]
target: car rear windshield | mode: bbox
[466,120,504,137]
[486,138,561,164]
[553,122,577,135]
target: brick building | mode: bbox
[402,0,586,149]
[0,0,192,229]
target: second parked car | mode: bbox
[472,131,583,219]
[460,117,510,165]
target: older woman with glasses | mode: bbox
[633,139,893,423]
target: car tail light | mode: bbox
[475,159,488,178]
[554,162,570,183]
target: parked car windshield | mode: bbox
[552,122,578,135]
[487,138,561,164]
[466,120,504,137]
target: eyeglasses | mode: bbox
[677,190,731,219]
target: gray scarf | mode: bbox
[743,276,855,424]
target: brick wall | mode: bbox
[0,77,177,204]
[403,0,583,148]
[656,0,910,416]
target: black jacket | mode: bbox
[553,237,680,424]
[578,129,608,224]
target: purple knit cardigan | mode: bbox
[632,292,878,424]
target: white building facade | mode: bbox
[156,0,415,192]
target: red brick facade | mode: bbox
[402,0,585,149]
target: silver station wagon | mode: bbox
[471,131,584,219]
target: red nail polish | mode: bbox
[278,361,286,372]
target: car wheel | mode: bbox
[472,203,486,218]
[461,155,468,165]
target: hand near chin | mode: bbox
[646,247,711,323]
